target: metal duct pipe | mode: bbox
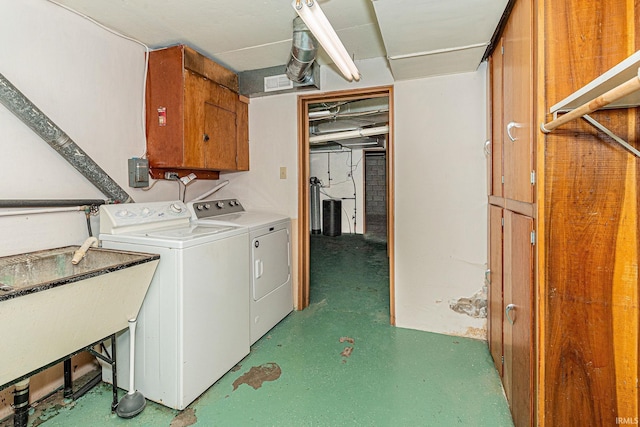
[286,17,318,83]
[0,73,133,203]
[309,125,390,144]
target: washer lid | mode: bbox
[100,223,247,249]
[197,211,289,229]
[140,224,236,240]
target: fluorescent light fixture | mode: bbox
[292,0,360,82]
[339,140,379,147]
[309,125,389,144]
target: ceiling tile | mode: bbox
[388,45,487,81]
[372,0,508,56]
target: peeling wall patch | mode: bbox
[449,287,487,318]
[464,326,487,340]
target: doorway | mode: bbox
[296,86,395,324]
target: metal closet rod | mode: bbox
[540,71,640,133]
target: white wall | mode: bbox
[310,149,364,234]
[394,64,488,337]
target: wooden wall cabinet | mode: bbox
[488,0,640,426]
[145,45,249,179]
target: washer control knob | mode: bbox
[116,209,129,217]
[196,204,204,211]
[216,201,224,209]
[141,207,151,215]
[170,203,183,213]
[204,204,211,210]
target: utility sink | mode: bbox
[0,246,159,388]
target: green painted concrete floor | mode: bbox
[10,235,513,427]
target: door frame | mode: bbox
[296,85,396,325]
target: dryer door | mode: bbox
[252,228,290,301]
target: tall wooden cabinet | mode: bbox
[488,0,535,425]
[145,45,249,180]
[488,0,640,426]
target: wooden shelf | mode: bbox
[549,50,640,113]
[541,51,640,141]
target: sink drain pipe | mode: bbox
[0,72,133,203]
[12,379,29,427]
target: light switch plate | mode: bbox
[279,167,287,179]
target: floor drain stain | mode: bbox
[170,407,197,427]
[339,336,355,362]
[232,362,281,390]
[341,346,353,358]
[339,337,355,344]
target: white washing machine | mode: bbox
[188,199,292,344]
[99,200,249,410]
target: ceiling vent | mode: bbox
[238,17,320,98]
[264,74,294,92]
[238,63,320,98]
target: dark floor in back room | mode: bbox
[3,234,513,427]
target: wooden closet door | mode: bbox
[488,205,504,376]
[502,0,534,204]
[490,40,504,198]
[503,210,534,427]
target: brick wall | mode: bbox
[365,152,386,216]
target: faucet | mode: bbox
[72,236,99,265]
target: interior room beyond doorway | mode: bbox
[296,86,395,323]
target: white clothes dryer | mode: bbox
[188,199,293,344]
[99,200,249,410]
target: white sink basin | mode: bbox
[0,246,159,388]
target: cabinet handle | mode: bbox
[485,268,491,285]
[484,140,491,156]
[505,303,516,325]
[506,122,520,142]
[203,133,210,142]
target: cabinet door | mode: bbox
[236,96,249,171]
[502,0,534,203]
[488,205,504,376]
[503,211,534,427]
[490,40,504,198]
[184,71,209,169]
[204,102,237,170]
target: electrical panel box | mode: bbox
[128,158,149,188]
